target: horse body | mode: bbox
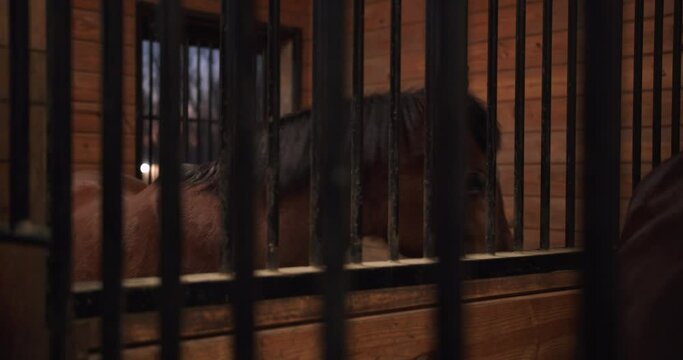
[619,152,683,359]
[72,90,513,281]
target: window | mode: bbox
[136,6,302,182]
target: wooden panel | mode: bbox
[29,50,46,104]
[0,0,6,47]
[112,290,579,359]
[72,40,135,76]
[73,271,580,353]
[0,47,6,100]
[0,161,7,210]
[72,72,136,105]
[72,0,137,17]
[71,8,139,47]
[29,104,47,223]
[29,0,46,50]
[0,101,7,161]
[73,133,137,164]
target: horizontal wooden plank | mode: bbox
[74,271,580,352]
[73,133,137,165]
[0,0,6,47]
[73,162,137,176]
[72,9,136,46]
[29,0,46,50]
[72,0,136,17]
[73,72,136,105]
[110,289,579,359]
[0,101,7,161]
[72,40,135,76]
[73,105,136,134]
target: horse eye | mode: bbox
[467,173,485,196]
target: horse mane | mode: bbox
[179,88,499,193]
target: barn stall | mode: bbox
[0,0,679,358]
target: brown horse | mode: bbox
[619,152,683,360]
[72,89,513,281]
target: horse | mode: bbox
[618,151,683,359]
[72,89,513,281]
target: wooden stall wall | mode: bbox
[345,0,683,249]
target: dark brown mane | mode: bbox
[179,89,499,192]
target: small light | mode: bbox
[140,163,151,174]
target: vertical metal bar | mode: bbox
[157,0,183,358]
[540,0,552,250]
[427,0,466,357]
[46,0,72,358]
[632,0,643,188]
[313,0,347,358]
[513,0,526,251]
[196,44,204,163]
[208,45,214,160]
[653,0,663,166]
[9,0,30,228]
[486,0,498,254]
[672,0,682,155]
[221,0,257,358]
[147,39,154,183]
[184,41,190,162]
[565,0,577,248]
[266,0,281,270]
[583,0,621,357]
[292,31,302,111]
[350,0,365,263]
[135,13,144,179]
[101,0,123,358]
[388,0,401,261]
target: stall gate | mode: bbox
[0,0,679,359]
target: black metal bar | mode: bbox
[632,0,643,188]
[147,39,154,183]
[350,0,365,263]
[540,0,552,250]
[135,11,144,179]
[266,0,281,270]
[513,0,526,251]
[46,0,72,357]
[101,0,124,358]
[9,0,30,229]
[208,45,214,160]
[388,0,401,261]
[74,250,583,318]
[486,0,498,254]
[292,31,302,111]
[565,0,577,248]
[183,40,190,162]
[222,0,257,358]
[427,0,466,357]
[157,0,183,358]
[313,0,347,357]
[196,44,203,163]
[653,0,663,166]
[673,0,682,155]
[583,0,621,357]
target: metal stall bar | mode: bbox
[184,40,190,162]
[208,44,214,160]
[632,0,643,188]
[486,0,498,254]
[427,0,466,357]
[101,0,124,358]
[673,0,682,155]
[565,0,577,248]
[266,0,281,270]
[350,0,365,263]
[388,0,401,261]
[514,0,526,251]
[46,0,72,358]
[313,0,347,357]
[222,0,257,357]
[147,36,154,182]
[157,0,183,358]
[540,0,553,250]
[9,0,29,228]
[653,0,663,166]
[196,44,204,162]
[582,0,621,357]
[135,13,144,179]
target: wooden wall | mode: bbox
[348,0,683,249]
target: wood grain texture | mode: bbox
[84,289,580,359]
